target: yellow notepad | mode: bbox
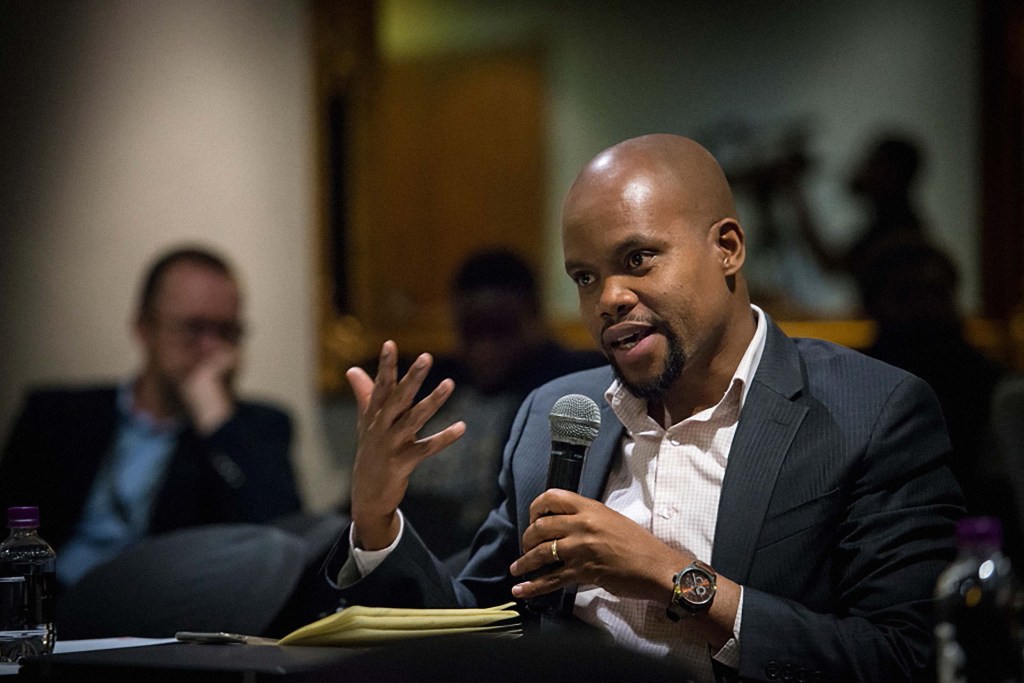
[276,602,521,646]
[176,602,522,648]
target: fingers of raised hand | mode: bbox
[372,351,434,425]
[412,419,466,462]
[368,341,400,416]
[392,376,459,435]
[346,367,375,413]
[351,343,438,428]
[346,340,398,416]
[360,380,464,473]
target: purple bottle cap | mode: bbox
[956,516,1003,549]
[7,507,40,528]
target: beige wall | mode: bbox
[0,0,343,511]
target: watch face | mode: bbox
[680,567,715,606]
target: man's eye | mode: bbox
[574,273,594,287]
[627,252,651,268]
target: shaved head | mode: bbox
[565,134,737,232]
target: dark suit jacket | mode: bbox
[0,385,302,553]
[334,318,964,681]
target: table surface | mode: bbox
[12,630,687,682]
[16,642,367,682]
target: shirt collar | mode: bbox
[604,304,768,429]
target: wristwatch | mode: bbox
[666,560,717,621]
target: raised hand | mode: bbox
[347,340,466,550]
[180,344,239,435]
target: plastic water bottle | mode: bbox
[935,516,1023,682]
[0,507,56,662]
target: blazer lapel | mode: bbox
[579,399,625,500]
[712,320,807,583]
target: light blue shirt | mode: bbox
[57,380,182,587]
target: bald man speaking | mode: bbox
[332,135,963,681]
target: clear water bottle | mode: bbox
[0,507,56,662]
[935,516,1023,682]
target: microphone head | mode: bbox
[549,394,601,447]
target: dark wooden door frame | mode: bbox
[980,0,1024,319]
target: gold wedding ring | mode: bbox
[550,539,561,562]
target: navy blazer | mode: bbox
[0,385,302,553]
[335,318,964,681]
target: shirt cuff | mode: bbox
[349,509,405,577]
[711,586,743,669]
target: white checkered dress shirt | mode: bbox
[573,305,766,682]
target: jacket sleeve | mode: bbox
[734,374,964,682]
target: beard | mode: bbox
[608,323,686,402]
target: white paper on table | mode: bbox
[0,638,177,676]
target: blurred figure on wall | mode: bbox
[325,248,605,560]
[0,245,302,591]
[858,237,1017,558]
[799,133,928,309]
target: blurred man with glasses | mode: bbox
[0,246,301,589]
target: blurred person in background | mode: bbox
[798,133,929,310]
[401,249,605,559]
[0,245,302,590]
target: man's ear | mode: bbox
[714,218,745,275]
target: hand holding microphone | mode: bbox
[524,394,601,615]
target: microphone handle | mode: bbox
[546,441,587,492]
[525,441,587,615]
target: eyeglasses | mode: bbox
[158,317,246,345]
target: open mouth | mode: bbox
[604,322,655,351]
[612,330,648,350]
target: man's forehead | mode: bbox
[566,154,677,212]
[154,264,239,311]
[161,261,234,286]
[621,176,656,206]
[562,171,676,235]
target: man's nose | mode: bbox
[195,329,228,353]
[596,276,638,321]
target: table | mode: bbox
[16,642,365,682]
[15,630,684,682]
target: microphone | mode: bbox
[545,394,602,492]
[525,394,601,615]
